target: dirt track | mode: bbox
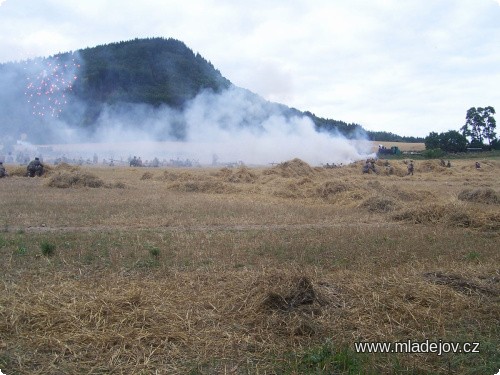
[6,221,403,234]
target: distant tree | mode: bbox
[439,130,468,153]
[424,130,467,153]
[491,138,500,150]
[366,131,424,143]
[481,106,497,147]
[461,106,497,147]
[424,132,440,150]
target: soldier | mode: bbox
[475,161,481,169]
[0,161,8,178]
[362,160,371,174]
[27,157,44,177]
[447,160,451,168]
[407,161,414,175]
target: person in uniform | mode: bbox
[0,161,8,178]
[407,161,414,175]
[27,157,44,177]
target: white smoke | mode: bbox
[80,86,371,166]
[2,57,372,165]
[184,87,369,165]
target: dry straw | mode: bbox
[1,156,499,374]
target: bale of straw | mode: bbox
[416,160,444,173]
[384,163,408,177]
[273,181,307,199]
[238,273,336,338]
[261,276,316,312]
[54,162,80,173]
[5,165,28,177]
[47,171,105,188]
[393,203,460,225]
[219,166,258,183]
[140,171,154,180]
[393,202,500,230]
[158,170,194,182]
[265,158,316,178]
[316,181,348,199]
[361,196,397,213]
[458,188,499,204]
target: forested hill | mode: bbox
[0,37,422,143]
[74,38,231,107]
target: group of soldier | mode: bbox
[363,158,416,175]
[0,157,45,178]
[360,158,487,176]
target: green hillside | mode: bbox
[73,37,231,107]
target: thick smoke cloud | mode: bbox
[1,57,372,166]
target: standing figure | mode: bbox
[407,161,414,175]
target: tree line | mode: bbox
[424,107,498,153]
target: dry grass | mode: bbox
[0,157,499,374]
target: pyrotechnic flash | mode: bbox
[24,55,80,118]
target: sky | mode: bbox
[0,0,499,137]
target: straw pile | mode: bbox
[225,166,258,183]
[393,202,500,230]
[264,158,318,178]
[423,272,499,297]
[361,196,397,213]
[316,181,349,199]
[168,180,239,194]
[458,188,499,204]
[140,171,154,180]
[47,171,105,188]
[4,165,29,177]
[416,160,445,173]
[157,170,195,182]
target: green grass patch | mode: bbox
[40,240,56,257]
[279,341,365,374]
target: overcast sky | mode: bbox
[1,0,499,137]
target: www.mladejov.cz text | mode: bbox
[354,340,480,356]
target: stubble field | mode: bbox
[0,157,499,374]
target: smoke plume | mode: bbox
[1,55,372,166]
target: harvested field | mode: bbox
[370,141,425,152]
[0,157,499,374]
